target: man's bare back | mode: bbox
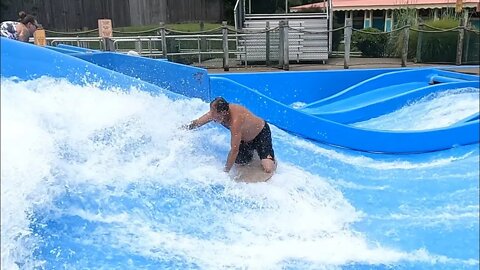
[185,97,276,174]
[217,104,265,142]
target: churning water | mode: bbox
[1,77,479,269]
[354,87,479,130]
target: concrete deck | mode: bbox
[205,57,480,75]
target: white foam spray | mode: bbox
[1,77,477,269]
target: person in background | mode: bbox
[185,97,276,173]
[0,11,39,42]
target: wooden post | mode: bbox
[265,21,271,66]
[98,19,114,51]
[464,31,470,63]
[279,20,289,70]
[160,22,167,59]
[222,21,229,71]
[344,18,352,69]
[456,18,465,65]
[283,20,289,70]
[416,23,424,63]
[463,11,470,63]
[200,21,206,63]
[279,21,285,69]
[401,27,410,67]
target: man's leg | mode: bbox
[261,156,276,173]
[256,123,276,173]
[235,141,253,165]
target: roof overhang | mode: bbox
[334,3,479,11]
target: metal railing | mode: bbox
[39,19,479,70]
[41,29,249,69]
[49,36,104,49]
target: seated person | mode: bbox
[1,11,39,42]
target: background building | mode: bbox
[291,0,480,31]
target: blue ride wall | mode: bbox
[2,38,479,153]
[212,69,478,106]
[0,38,183,100]
[72,52,210,100]
[212,69,401,104]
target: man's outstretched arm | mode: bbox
[185,111,212,130]
[223,120,242,172]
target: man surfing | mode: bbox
[184,97,276,174]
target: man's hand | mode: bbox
[180,124,191,130]
[180,122,196,130]
[223,166,231,173]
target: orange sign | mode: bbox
[34,29,46,46]
[98,19,113,38]
[455,0,463,13]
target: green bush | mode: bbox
[331,21,343,51]
[409,19,460,63]
[464,29,480,64]
[352,28,388,57]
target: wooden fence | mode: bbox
[0,0,224,30]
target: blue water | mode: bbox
[1,77,479,269]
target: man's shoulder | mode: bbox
[231,104,250,113]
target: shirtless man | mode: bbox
[185,97,276,173]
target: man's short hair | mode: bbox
[211,97,229,113]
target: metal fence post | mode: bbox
[135,38,142,53]
[266,21,271,67]
[456,18,465,65]
[160,22,167,59]
[401,26,410,67]
[344,18,352,69]
[222,21,229,71]
[416,23,424,63]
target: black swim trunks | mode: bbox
[235,122,275,164]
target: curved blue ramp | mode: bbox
[4,38,478,154]
[303,81,479,123]
[300,68,477,110]
[210,76,479,153]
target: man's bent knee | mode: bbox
[261,158,276,173]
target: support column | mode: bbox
[344,18,352,69]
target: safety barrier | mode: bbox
[37,20,479,70]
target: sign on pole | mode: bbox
[98,19,113,37]
[455,0,463,13]
[34,29,46,46]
